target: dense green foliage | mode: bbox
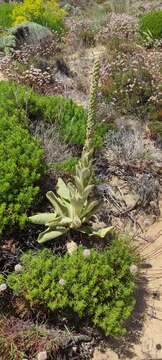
[139,10,162,39]
[0,3,14,29]
[0,78,109,234]
[7,237,137,336]
[54,157,79,174]
[0,0,65,33]
[0,110,44,234]
[12,0,65,33]
[149,121,162,138]
[0,274,4,286]
[0,81,108,147]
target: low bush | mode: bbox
[105,128,153,163]
[12,0,65,33]
[149,121,162,138]
[32,121,72,169]
[0,317,67,359]
[0,3,15,29]
[37,95,87,146]
[98,13,137,44]
[7,236,138,336]
[148,106,162,139]
[101,64,153,114]
[0,81,108,147]
[53,156,79,175]
[0,110,44,234]
[0,275,5,286]
[139,10,162,40]
[0,32,16,55]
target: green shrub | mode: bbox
[0,32,16,55]
[53,156,79,174]
[0,81,108,147]
[149,121,162,138]
[0,3,15,29]
[7,236,138,336]
[0,275,5,286]
[0,110,44,233]
[12,0,65,33]
[139,10,162,40]
[37,95,88,146]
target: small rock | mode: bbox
[37,351,48,360]
[156,344,162,350]
[72,346,77,352]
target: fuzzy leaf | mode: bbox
[59,216,73,226]
[79,226,93,235]
[38,228,67,243]
[46,191,68,217]
[92,226,113,238]
[80,226,113,238]
[29,213,57,225]
[83,184,94,198]
[82,200,99,219]
[57,178,70,200]
[74,175,84,194]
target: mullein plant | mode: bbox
[29,59,112,243]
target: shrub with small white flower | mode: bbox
[98,13,138,43]
[100,50,156,115]
[7,236,138,337]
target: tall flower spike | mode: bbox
[83,58,100,153]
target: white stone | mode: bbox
[37,351,48,360]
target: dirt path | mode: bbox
[133,211,162,360]
[93,203,162,360]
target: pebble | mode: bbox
[37,351,48,360]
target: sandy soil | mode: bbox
[93,201,162,360]
[0,71,5,81]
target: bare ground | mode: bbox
[93,201,162,360]
[0,71,5,80]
